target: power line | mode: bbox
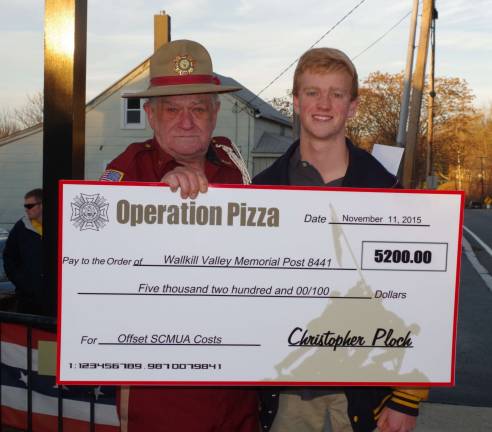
[246,0,368,105]
[306,0,368,51]
[352,10,413,60]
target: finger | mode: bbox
[377,414,388,432]
[184,171,200,200]
[178,174,191,199]
[161,174,179,192]
[197,171,208,194]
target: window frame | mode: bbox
[121,95,146,129]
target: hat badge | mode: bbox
[174,54,195,75]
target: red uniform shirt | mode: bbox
[102,137,257,432]
[102,137,244,184]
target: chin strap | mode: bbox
[214,141,252,185]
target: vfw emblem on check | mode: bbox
[70,193,109,231]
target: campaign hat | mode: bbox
[123,39,240,98]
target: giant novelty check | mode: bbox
[58,182,464,385]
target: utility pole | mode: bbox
[396,0,419,148]
[457,149,462,190]
[479,156,487,203]
[426,7,438,188]
[402,0,434,188]
[43,0,87,316]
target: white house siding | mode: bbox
[0,129,43,229]
[85,71,152,180]
[255,117,291,142]
[213,92,255,172]
[250,119,292,176]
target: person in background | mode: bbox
[3,188,43,314]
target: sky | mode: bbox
[1,0,491,111]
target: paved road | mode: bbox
[464,209,492,246]
[463,209,492,275]
[429,209,492,408]
[417,403,492,431]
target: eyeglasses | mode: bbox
[24,202,41,209]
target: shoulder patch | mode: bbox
[100,169,124,182]
[101,140,155,180]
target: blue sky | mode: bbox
[1,0,491,110]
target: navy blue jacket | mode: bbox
[3,217,43,313]
[253,139,405,432]
[253,138,398,188]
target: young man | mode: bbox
[253,48,427,432]
[100,39,257,432]
[3,188,43,314]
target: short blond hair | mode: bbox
[25,188,43,202]
[293,48,358,100]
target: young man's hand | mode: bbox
[161,166,209,199]
[377,407,416,432]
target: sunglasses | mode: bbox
[24,202,41,209]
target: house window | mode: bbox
[122,97,145,129]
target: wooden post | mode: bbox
[43,0,87,316]
[402,0,433,188]
[396,0,419,148]
[479,156,487,203]
[426,14,436,184]
[154,11,171,51]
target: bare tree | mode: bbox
[0,108,19,139]
[15,92,43,128]
[268,90,293,120]
[0,93,44,139]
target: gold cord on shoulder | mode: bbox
[215,141,252,185]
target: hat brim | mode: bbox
[122,84,241,98]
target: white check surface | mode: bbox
[58,183,462,385]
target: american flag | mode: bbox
[99,170,123,182]
[1,323,120,432]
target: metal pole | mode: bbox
[58,386,64,432]
[90,389,96,432]
[396,0,420,148]
[43,0,87,316]
[27,327,33,431]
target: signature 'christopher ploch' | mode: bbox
[288,327,413,351]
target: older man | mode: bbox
[101,39,249,191]
[101,40,256,432]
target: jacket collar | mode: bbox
[21,215,40,235]
[261,138,398,188]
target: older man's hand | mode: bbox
[377,407,416,432]
[161,166,209,199]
